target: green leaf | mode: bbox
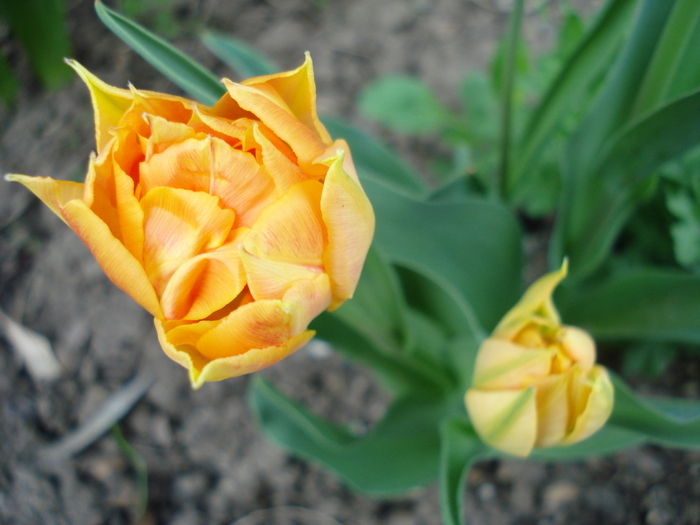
[439,417,486,525]
[310,311,448,396]
[363,177,522,335]
[0,0,72,88]
[621,342,677,379]
[94,0,224,105]
[610,374,700,448]
[512,0,637,189]
[249,376,449,494]
[321,115,427,196]
[556,87,700,279]
[560,268,700,344]
[633,0,700,115]
[531,424,643,460]
[358,75,449,136]
[666,188,700,268]
[200,30,278,78]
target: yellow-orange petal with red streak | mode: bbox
[140,187,235,295]
[319,150,374,310]
[465,387,538,458]
[193,330,313,388]
[160,244,247,321]
[111,160,145,262]
[155,317,211,385]
[65,60,133,152]
[244,180,325,266]
[143,114,197,159]
[253,123,308,195]
[196,299,292,360]
[241,52,332,146]
[5,174,84,223]
[222,78,327,174]
[60,199,162,317]
[240,247,322,301]
[282,272,332,336]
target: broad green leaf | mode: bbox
[556,87,700,278]
[200,30,278,78]
[512,0,637,190]
[621,342,677,379]
[250,376,449,494]
[321,116,427,196]
[94,0,224,105]
[358,75,449,136]
[331,246,411,355]
[0,0,72,88]
[363,177,522,335]
[666,188,700,268]
[633,0,700,115]
[559,268,700,343]
[439,417,487,525]
[531,424,643,459]
[610,374,700,448]
[310,311,448,396]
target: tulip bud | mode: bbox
[465,261,614,457]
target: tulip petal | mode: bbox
[118,87,194,138]
[471,338,553,389]
[195,299,292,360]
[61,199,162,317]
[140,187,235,295]
[240,247,322,301]
[189,107,253,145]
[241,52,332,146]
[144,114,198,158]
[195,331,313,389]
[534,373,570,447]
[320,151,375,310]
[222,77,327,173]
[494,259,568,339]
[66,60,133,152]
[562,365,614,445]
[161,244,247,321]
[253,123,308,195]
[465,387,537,457]
[560,325,596,372]
[282,272,332,336]
[139,136,275,227]
[245,180,326,266]
[111,161,145,262]
[5,174,83,222]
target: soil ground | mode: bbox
[1,1,700,524]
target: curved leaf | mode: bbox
[560,268,700,344]
[250,376,449,494]
[610,374,700,448]
[95,0,224,105]
[201,30,278,78]
[364,177,522,335]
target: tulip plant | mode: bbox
[7,0,700,524]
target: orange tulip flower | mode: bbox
[7,54,374,388]
[465,261,614,457]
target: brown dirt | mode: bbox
[1,1,699,524]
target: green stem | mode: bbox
[497,0,525,200]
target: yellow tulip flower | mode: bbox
[7,54,374,389]
[465,261,614,457]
